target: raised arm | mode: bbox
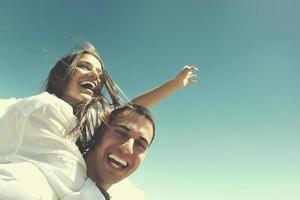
[131,65,198,108]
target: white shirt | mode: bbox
[0,97,18,118]
[0,92,105,200]
[0,93,147,200]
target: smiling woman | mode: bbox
[62,54,103,105]
[0,42,122,200]
[0,41,198,200]
[43,42,121,150]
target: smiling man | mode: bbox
[84,104,155,200]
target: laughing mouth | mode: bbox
[108,153,128,169]
[80,81,96,94]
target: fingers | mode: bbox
[183,65,199,71]
[187,74,197,79]
[188,76,197,81]
[175,65,199,87]
[188,80,198,85]
[187,75,197,85]
[181,66,199,77]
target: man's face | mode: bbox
[63,54,103,105]
[88,111,153,189]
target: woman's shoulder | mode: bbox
[25,92,62,103]
[11,92,73,117]
[0,97,19,118]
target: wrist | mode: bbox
[170,78,184,89]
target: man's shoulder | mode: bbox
[108,178,146,200]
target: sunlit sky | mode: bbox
[0,0,299,199]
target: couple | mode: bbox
[0,42,198,199]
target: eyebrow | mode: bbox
[113,124,150,146]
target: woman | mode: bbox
[0,41,198,199]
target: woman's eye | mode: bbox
[78,64,91,70]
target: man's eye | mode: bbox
[135,141,147,152]
[115,130,128,139]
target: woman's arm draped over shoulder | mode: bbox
[131,66,198,108]
[0,98,19,119]
[0,93,106,199]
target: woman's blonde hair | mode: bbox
[43,41,123,152]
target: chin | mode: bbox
[80,94,93,102]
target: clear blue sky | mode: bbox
[0,0,299,199]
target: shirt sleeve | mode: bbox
[0,94,76,162]
[0,98,18,117]
[0,102,26,162]
[0,94,106,199]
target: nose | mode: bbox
[121,138,134,154]
[89,69,99,80]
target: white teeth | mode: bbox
[111,162,121,169]
[80,81,96,89]
[108,154,127,168]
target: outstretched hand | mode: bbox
[131,65,198,108]
[174,65,198,88]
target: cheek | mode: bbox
[98,144,107,155]
[133,154,145,168]
[64,81,77,96]
[138,154,146,163]
[96,135,114,155]
[65,71,82,93]
[68,69,83,86]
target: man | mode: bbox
[84,104,155,200]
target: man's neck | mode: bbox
[97,184,111,200]
[84,155,112,199]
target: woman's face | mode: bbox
[63,54,103,105]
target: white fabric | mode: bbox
[0,92,105,200]
[0,162,58,200]
[0,93,147,200]
[0,98,18,118]
[108,178,146,200]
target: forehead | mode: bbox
[79,54,103,71]
[111,111,154,142]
